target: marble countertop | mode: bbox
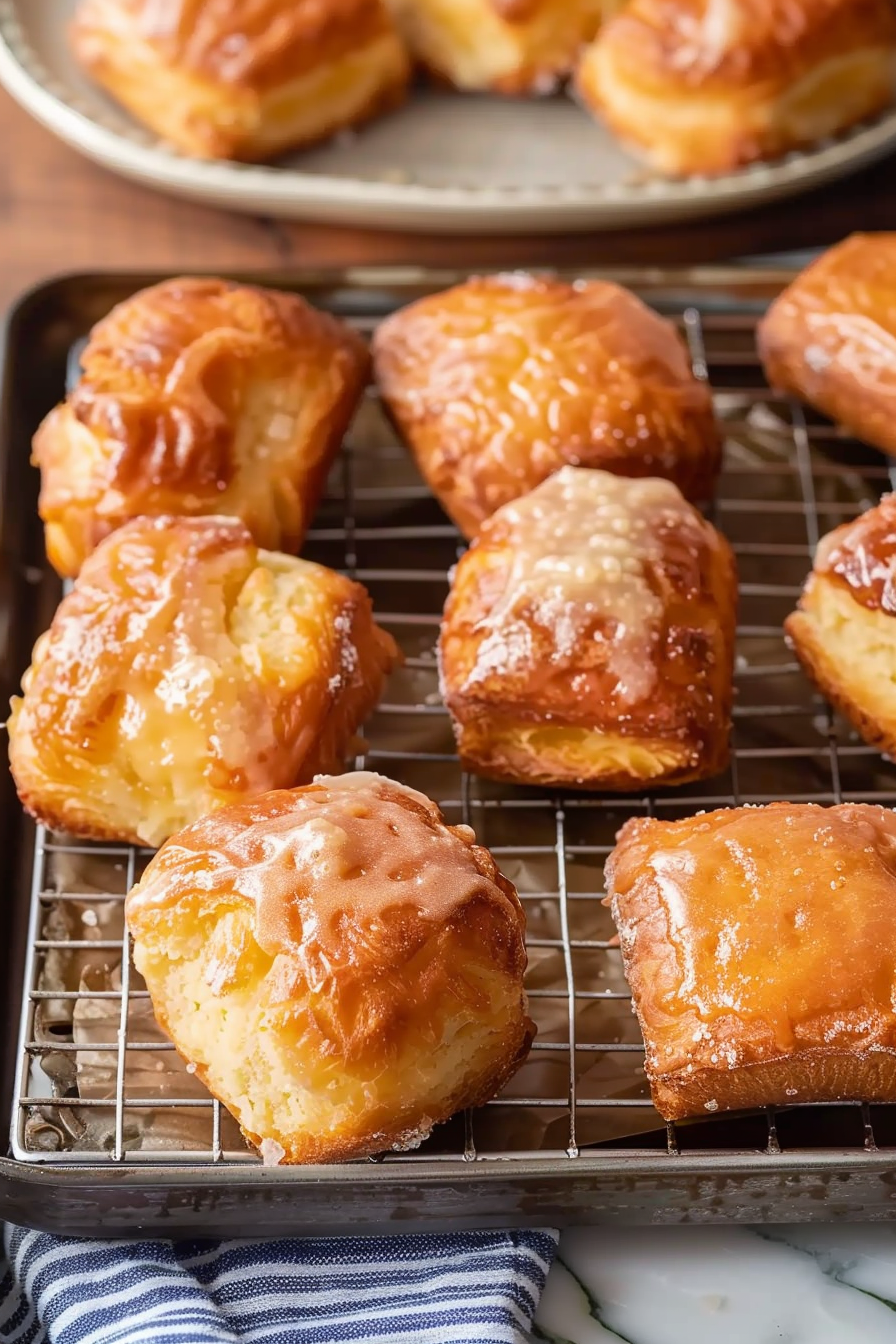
[535,1226,896,1342]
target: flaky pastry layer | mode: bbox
[577,0,896,175]
[439,467,737,791]
[8,516,400,847]
[373,273,721,539]
[72,0,411,159]
[34,277,370,578]
[125,772,533,1163]
[386,0,605,93]
[759,234,896,459]
[453,720,702,792]
[607,803,896,1120]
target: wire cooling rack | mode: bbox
[12,290,896,1175]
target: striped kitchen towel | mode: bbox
[0,1225,558,1344]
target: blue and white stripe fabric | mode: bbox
[0,1226,557,1344]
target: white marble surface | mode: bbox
[535,1226,896,1342]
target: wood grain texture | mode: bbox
[2,87,896,314]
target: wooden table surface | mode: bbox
[2,86,896,309]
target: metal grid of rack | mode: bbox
[12,297,896,1172]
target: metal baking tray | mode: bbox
[4,266,896,1238]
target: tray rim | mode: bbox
[0,261,809,310]
[3,1,896,234]
[6,261,896,1235]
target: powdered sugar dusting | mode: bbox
[722,838,761,902]
[715,919,741,968]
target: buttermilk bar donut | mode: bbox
[33,276,371,578]
[71,0,411,162]
[577,0,896,177]
[606,803,896,1120]
[372,273,721,539]
[125,772,534,1163]
[439,467,737,790]
[8,516,400,847]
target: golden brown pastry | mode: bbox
[8,516,400,848]
[606,803,896,1120]
[759,234,896,457]
[71,0,411,161]
[786,495,896,756]
[439,466,737,790]
[34,277,370,579]
[125,771,533,1163]
[577,0,896,176]
[373,274,721,539]
[386,0,605,94]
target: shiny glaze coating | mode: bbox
[786,495,896,757]
[126,772,533,1163]
[34,278,370,578]
[386,0,605,95]
[578,0,896,175]
[76,0,397,88]
[8,516,400,847]
[760,235,896,460]
[71,0,411,162]
[439,467,737,790]
[372,273,720,539]
[815,494,896,615]
[607,803,896,1119]
[586,0,896,88]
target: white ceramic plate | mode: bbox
[3,0,896,235]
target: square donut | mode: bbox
[33,277,370,579]
[578,0,896,176]
[8,516,400,848]
[759,234,896,460]
[786,494,896,756]
[71,0,411,160]
[373,273,721,540]
[606,802,896,1120]
[439,466,737,791]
